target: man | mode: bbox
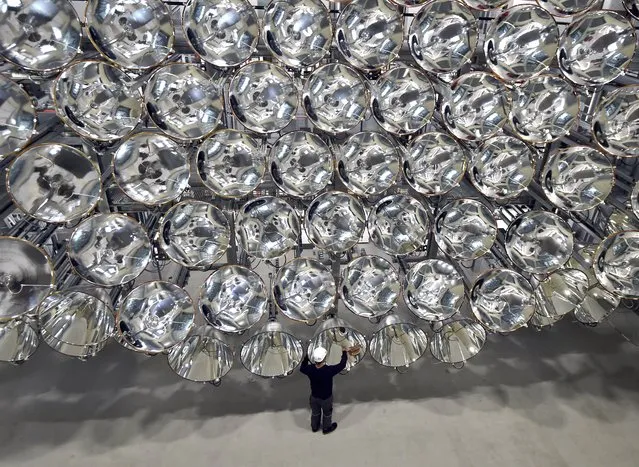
[300,345,360,434]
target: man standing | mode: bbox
[300,345,360,434]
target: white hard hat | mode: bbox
[312,347,327,363]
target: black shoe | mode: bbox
[322,423,337,435]
[312,427,320,433]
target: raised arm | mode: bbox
[300,354,310,375]
[331,350,348,375]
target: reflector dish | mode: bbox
[117,281,195,354]
[269,131,333,199]
[0,75,36,160]
[0,0,82,72]
[159,200,230,269]
[485,6,558,81]
[8,143,101,223]
[429,319,485,365]
[229,61,298,134]
[263,0,332,68]
[302,63,369,134]
[403,132,467,196]
[273,257,336,323]
[462,0,508,10]
[574,284,619,325]
[510,74,579,144]
[408,0,477,74]
[558,11,636,86]
[536,0,600,17]
[183,0,259,68]
[0,318,38,363]
[335,0,403,71]
[369,314,428,368]
[113,132,189,206]
[168,327,234,383]
[199,265,267,333]
[38,289,114,358]
[505,211,574,274]
[541,146,614,212]
[470,269,536,333]
[534,268,589,320]
[340,255,400,318]
[592,86,639,158]
[469,136,534,200]
[435,199,497,260]
[308,317,367,372]
[197,129,265,198]
[54,61,143,141]
[371,66,435,136]
[594,231,639,299]
[145,63,223,141]
[368,194,430,255]
[68,213,152,287]
[442,72,510,141]
[240,321,303,378]
[403,259,464,322]
[86,0,174,70]
[337,132,400,197]
[236,196,300,259]
[0,237,54,320]
[305,191,366,253]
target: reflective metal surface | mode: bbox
[368,194,430,255]
[0,237,53,320]
[263,0,332,68]
[68,213,152,286]
[54,61,143,141]
[86,0,174,70]
[183,0,259,68]
[371,66,435,136]
[337,132,400,197]
[308,318,367,372]
[435,199,497,260]
[369,314,428,368]
[0,0,82,72]
[429,319,486,365]
[113,132,189,206]
[197,130,265,198]
[403,132,467,196]
[542,146,614,212]
[409,0,477,74]
[594,231,639,299]
[0,318,38,363]
[117,281,195,354]
[485,6,558,82]
[229,61,298,134]
[510,74,579,144]
[38,289,114,358]
[536,0,600,17]
[305,191,366,252]
[273,258,336,323]
[335,0,403,71]
[340,255,399,318]
[573,283,619,325]
[505,211,574,274]
[145,63,223,141]
[558,11,636,86]
[240,321,303,377]
[199,265,267,333]
[534,269,589,320]
[624,0,639,20]
[8,144,101,223]
[470,269,536,333]
[269,131,333,199]
[632,182,639,222]
[442,72,510,141]
[159,200,230,269]
[469,136,534,200]
[236,196,300,259]
[168,327,234,383]
[0,76,36,160]
[593,86,639,158]
[463,0,508,10]
[302,63,369,134]
[404,259,464,322]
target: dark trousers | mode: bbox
[310,395,333,431]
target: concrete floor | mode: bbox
[1,319,638,467]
